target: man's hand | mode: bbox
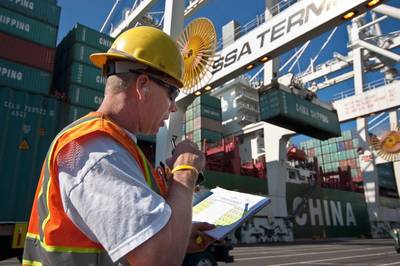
[166,139,205,173]
[187,222,216,253]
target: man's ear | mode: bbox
[135,74,150,102]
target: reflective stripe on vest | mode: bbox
[23,112,168,265]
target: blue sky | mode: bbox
[56,0,400,143]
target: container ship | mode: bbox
[1,0,399,260]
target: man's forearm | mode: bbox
[163,171,196,264]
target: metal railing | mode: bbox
[216,0,300,51]
[332,76,400,101]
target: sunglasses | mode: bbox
[129,69,179,101]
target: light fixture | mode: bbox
[259,56,269,63]
[245,64,254,70]
[367,0,380,7]
[204,85,212,91]
[194,91,202,96]
[343,11,356,20]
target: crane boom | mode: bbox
[193,0,381,94]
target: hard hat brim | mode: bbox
[90,52,184,88]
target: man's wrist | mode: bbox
[172,170,197,188]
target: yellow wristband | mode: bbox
[171,165,199,176]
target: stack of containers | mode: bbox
[0,0,60,94]
[185,95,223,149]
[0,0,61,221]
[300,129,362,181]
[54,23,114,128]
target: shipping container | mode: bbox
[192,105,222,121]
[67,84,104,109]
[186,120,193,133]
[342,130,352,140]
[0,32,55,72]
[352,138,360,148]
[192,117,223,132]
[186,108,194,121]
[65,42,101,66]
[191,94,221,110]
[191,128,223,143]
[1,0,61,26]
[66,23,114,51]
[324,154,332,163]
[0,87,60,222]
[329,143,337,153]
[322,144,329,154]
[345,140,353,149]
[331,153,339,162]
[337,141,346,151]
[0,58,52,94]
[338,151,347,161]
[58,103,93,130]
[0,7,57,48]
[259,88,341,140]
[58,62,105,92]
[55,42,101,74]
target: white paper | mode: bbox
[192,187,271,240]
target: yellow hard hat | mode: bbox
[90,26,184,87]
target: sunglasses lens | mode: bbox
[170,88,179,101]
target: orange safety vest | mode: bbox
[23,112,168,265]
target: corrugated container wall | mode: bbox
[0,88,60,222]
[185,95,223,148]
[299,129,363,181]
[0,0,59,96]
[54,23,114,110]
[1,0,61,26]
[0,58,52,94]
[0,7,58,48]
[0,32,55,72]
[57,103,93,131]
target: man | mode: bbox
[23,26,214,265]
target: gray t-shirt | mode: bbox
[57,132,171,263]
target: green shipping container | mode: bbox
[192,128,222,143]
[67,84,104,109]
[0,88,60,221]
[56,43,101,72]
[331,153,339,162]
[329,144,337,153]
[191,94,221,110]
[0,58,52,94]
[192,105,222,121]
[259,88,340,140]
[0,7,57,47]
[67,23,114,51]
[67,43,101,66]
[65,62,105,92]
[342,130,352,140]
[58,103,93,130]
[287,183,370,239]
[352,138,360,148]
[1,0,61,26]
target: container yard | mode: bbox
[0,0,399,265]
